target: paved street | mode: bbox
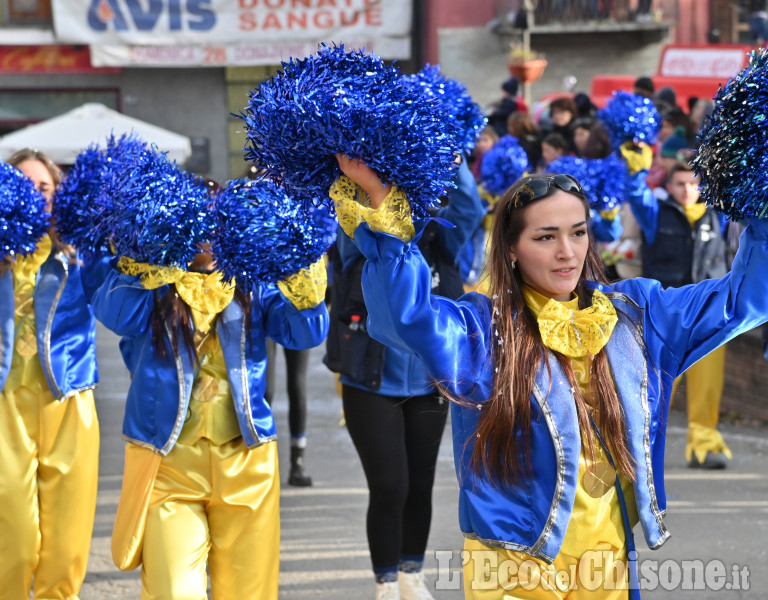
[81,324,767,599]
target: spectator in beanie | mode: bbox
[488,77,524,137]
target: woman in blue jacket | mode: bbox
[0,149,101,599]
[91,248,328,599]
[330,156,768,599]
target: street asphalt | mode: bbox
[79,323,767,599]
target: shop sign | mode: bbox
[52,0,411,60]
[0,45,121,73]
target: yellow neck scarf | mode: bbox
[522,286,617,359]
[13,235,52,282]
[681,202,707,226]
[117,257,235,333]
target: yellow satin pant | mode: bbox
[671,345,731,463]
[141,438,280,600]
[463,539,628,599]
[0,385,99,600]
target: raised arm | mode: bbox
[618,218,768,376]
[259,259,329,351]
[332,156,494,400]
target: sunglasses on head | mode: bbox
[511,174,584,208]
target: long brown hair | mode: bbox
[1,148,75,275]
[151,281,252,364]
[472,173,636,486]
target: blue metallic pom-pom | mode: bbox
[547,154,627,212]
[402,64,487,153]
[694,47,768,220]
[479,135,531,196]
[0,161,50,258]
[237,42,460,218]
[109,148,214,267]
[54,133,149,255]
[598,90,661,149]
[212,178,337,289]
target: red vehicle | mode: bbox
[590,43,754,112]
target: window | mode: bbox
[8,0,52,22]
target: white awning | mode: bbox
[0,103,192,165]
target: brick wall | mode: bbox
[721,329,768,422]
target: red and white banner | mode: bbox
[53,0,411,63]
[88,38,406,67]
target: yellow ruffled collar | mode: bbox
[117,257,235,333]
[522,285,617,358]
[13,235,52,280]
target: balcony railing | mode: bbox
[497,0,679,27]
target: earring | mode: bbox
[510,259,516,270]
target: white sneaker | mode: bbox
[376,580,400,600]
[399,571,435,600]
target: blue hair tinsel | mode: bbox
[54,133,149,255]
[694,47,768,220]
[547,154,627,212]
[598,90,661,149]
[109,148,214,267]
[212,178,337,289]
[401,64,487,153]
[479,135,530,196]
[0,161,49,257]
[238,43,460,218]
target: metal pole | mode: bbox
[522,0,536,109]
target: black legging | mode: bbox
[264,338,310,437]
[342,384,449,570]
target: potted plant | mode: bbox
[507,44,547,83]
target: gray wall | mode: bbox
[438,26,671,112]
[0,67,230,182]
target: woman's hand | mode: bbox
[335,154,389,209]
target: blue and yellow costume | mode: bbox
[0,237,101,599]
[332,180,768,598]
[90,257,328,599]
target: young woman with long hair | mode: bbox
[330,157,768,599]
[91,240,328,598]
[0,149,102,599]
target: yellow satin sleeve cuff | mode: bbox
[478,185,499,232]
[277,258,327,311]
[619,141,653,175]
[117,257,186,289]
[329,175,415,243]
[599,206,620,221]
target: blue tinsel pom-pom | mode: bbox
[109,148,214,267]
[238,42,460,218]
[401,65,487,153]
[212,178,337,289]
[54,133,149,255]
[0,162,49,257]
[479,135,530,196]
[694,47,768,220]
[547,154,627,212]
[598,90,661,149]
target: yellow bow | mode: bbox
[117,257,235,333]
[525,288,618,358]
[619,141,653,175]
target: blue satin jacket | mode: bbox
[91,267,329,455]
[353,218,768,562]
[0,250,100,400]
